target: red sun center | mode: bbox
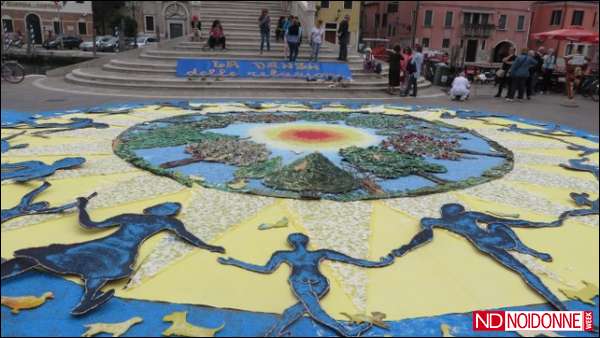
[279,129,345,143]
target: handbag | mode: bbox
[496,69,505,78]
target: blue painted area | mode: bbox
[378,175,437,192]
[1,272,597,337]
[176,59,353,80]
[430,155,505,181]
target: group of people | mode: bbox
[202,10,352,64]
[496,46,590,102]
[381,44,424,97]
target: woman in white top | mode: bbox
[310,20,325,62]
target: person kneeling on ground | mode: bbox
[450,72,471,101]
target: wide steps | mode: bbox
[140,51,362,63]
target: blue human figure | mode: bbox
[567,144,599,157]
[1,131,28,153]
[7,117,109,137]
[391,203,566,311]
[1,181,81,223]
[1,157,85,182]
[559,159,599,218]
[1,195,225,315]
[218,233,394,337]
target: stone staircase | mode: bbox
[61,1,429,97]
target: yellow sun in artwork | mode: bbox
[249,123,379,152]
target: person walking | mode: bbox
[337,15,350,61]
[310,20,324,62]
[541,48,556,94]
[282,15,293,59]
[259,9,271,54]
[495,47,516,98]
[387,45,403,94]
[506,48,537,102]
[286,17,302,62]
[403,44,423,97]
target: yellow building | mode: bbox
[315,1,361,47]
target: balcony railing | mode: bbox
[461,23,495,38]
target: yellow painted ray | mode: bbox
[367,202,484,320]
[0,173,135,210]
[1,189,191,257]
[371,198,598,320]
[516,147,589,159]
[521,163,598,181]
[453,192,599,290]
[119,200,359,318]
[502,180,598,208]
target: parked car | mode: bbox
[43,35,82,49]
[98,36,120,52]
[131,35,158,48]
[79,35,111,51]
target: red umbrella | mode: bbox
[531,27,599,43]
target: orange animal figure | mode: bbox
[1,292,54,314]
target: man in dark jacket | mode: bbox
[337,15,350,61]
[506,49,537,102]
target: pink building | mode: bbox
[529,1,599,60]
[361,1,535,65]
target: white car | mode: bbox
[132,36,158,48]
[79,35,112,51]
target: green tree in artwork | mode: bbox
[340,146,448,184]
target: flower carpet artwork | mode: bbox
[1,101,598,337]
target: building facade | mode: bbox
[315,1,361,47]
[1,1,93,44]
[361,1,534,65]
[529,1,598,59]
[133,1,204,40]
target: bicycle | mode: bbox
[1,60,25,84]
[580,74,599,102]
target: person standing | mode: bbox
[564,51,590,100]
[404,44,423,97]
[506,48,537,102]
[541,48,556,94]
[337,15,350,61]
[282,15,293,59]
[286,17,302,62]
[495,47,516,98]
[400,46,412,93]
[527,47,544,98]
[259,9,271,54]
[275,16,285,42]
[310,20,325,62]
[387,45,404,94]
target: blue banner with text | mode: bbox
[176,59,352,80]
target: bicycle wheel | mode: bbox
[1,61,25,84]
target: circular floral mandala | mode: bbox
[114,111,513,200]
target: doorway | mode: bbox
[168,22,184,39]
[493,41,514,62]
[465,39,478,62]
[25,14,42,44]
